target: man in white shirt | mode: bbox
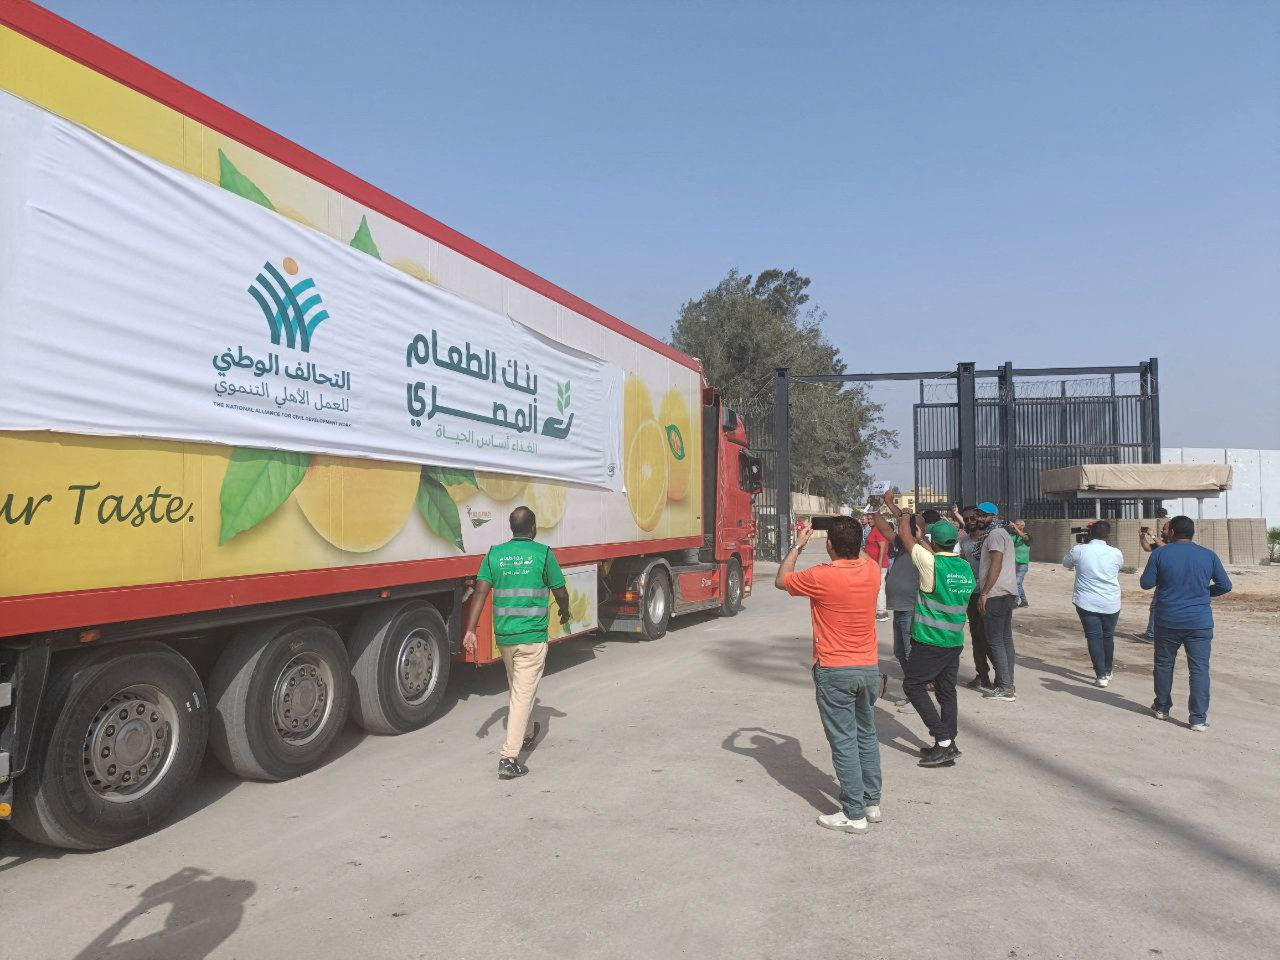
[1062,520,1125,686]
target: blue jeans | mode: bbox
[1076,605,1119,678]
[1153,627,1212,725]
[813,665,882,820]
[1144,597,1156,639]
[892,611,913,675]
[1016,563,1029,603]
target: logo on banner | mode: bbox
[212,255,352,425]
[665,424,686,461]
[248,257,329,353]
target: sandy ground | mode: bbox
[1,560,1277,960]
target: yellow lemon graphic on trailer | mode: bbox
[476,472,528,502]
[525,482,568,529]
[658,388,692,502]
[294,456,420,552]
[626,419,669,532]
[623,375,655,444]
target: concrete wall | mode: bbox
[791,493,843,516]
[1024,517,1268,569]
[1162,448,1280,528]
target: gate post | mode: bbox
[774,367,791,555]
[999,361,1016,516]
[1148,356,1161,464]
[956,362,977,508]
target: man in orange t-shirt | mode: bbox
[774,517,883,834]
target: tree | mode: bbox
[671,268,896,501]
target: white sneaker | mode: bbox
[1095,676,1110,688]
[865,805,883,823]
[1190,722,1209,732]
[817,812,868,833]
[1152,706,1170,720]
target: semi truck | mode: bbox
[0,2,760,850]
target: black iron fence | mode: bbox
[735,397,783,561]
[769,361,1161,550]
[916,374,1159,519]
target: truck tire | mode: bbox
[347,601,452,735]
[640,568,672,641]
[719,556,744,617]
[208,618,351,781]
[11,643,208,850]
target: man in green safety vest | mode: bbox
[463,506,571,780]
[871,491,977,768]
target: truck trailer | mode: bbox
[0,2,760,849]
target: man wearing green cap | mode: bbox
[872,491,977,767]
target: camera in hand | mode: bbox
[810,515,839,531]
[1070,525,1091,544]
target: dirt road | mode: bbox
[2,561,1277,959]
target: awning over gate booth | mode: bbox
[1040,464,1233,500]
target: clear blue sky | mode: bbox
[42,0,1280,482]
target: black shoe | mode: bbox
[918,742,960,767]
[965,676,993,691]
[498,757,528,779]
[917,739,960,757]
[522,722,542,752]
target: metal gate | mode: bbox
[736,398,782,561]
[912,366,1161,518]
[769,360,1161,551]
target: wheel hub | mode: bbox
[398,631,435,703]
[273,655,331,744]
[83,688,174,802]
[647,581,666,623]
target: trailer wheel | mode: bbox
[348,601,452,735]
[720,557,744,617]
[12,643,208,850]
[208,618,351,781]
[640,569,672,641]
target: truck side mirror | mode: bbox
[722,408,739,432]
[739,452,763,494]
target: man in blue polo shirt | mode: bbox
[1139,515,1231,731]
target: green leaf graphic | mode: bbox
[557,381,572,415]
[417,472,465,551]
[217,150,276,210]
[425,466,478,488]
[350,215,382,259]
[219,448,310,544]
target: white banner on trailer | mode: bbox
[0,92,622,490]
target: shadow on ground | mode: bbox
[722,727,840,813]
[71,866,255,959]
[0,751,251,870]
[475,698,568,755]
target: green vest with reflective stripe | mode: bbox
[912,554,976,648]
[482,539,555,645]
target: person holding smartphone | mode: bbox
[863,496,892,622]
[871,491,977,767]
[775,517,883,832]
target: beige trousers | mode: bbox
[499,642,548,759]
